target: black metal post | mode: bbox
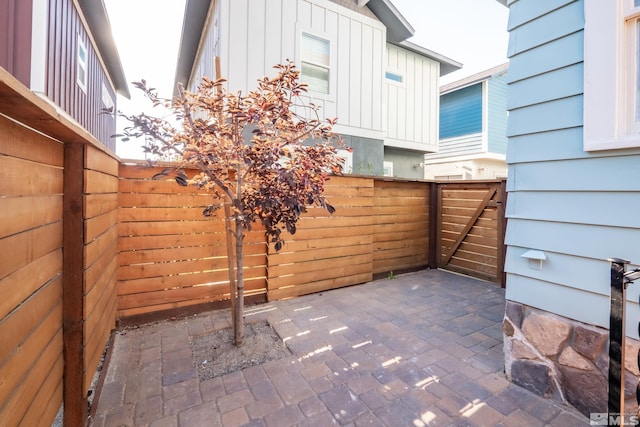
[608,257,629,423]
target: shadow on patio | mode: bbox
[90,269,586,427]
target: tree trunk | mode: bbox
[224,203,236,336]
[233,219,245,346]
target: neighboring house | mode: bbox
[0,0,129,151]
[173,0,461,179]
[499,0,640,417]
[423,63,508,180]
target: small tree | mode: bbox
[115,62,346,345]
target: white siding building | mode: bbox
[174,0,460,179]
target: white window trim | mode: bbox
[584,0,640,150]
[385,70,405,87]
[383,161,393,177]
[296,26,336,101]
[77,35,88,93]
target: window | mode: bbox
[101,82,114,110]
[77,35,88,92]
[383,161,393,177]
[583,0,640,150]
[385,71,403,84]
[301,32,330,94]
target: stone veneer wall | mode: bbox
[503,301,640,417]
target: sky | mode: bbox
[104,0,508,159]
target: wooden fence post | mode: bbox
[428,181,439,269]
[497,179,507,288]
[63,143,87,426]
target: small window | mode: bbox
[101,82,114,110]
[385,71,403,83]
[383,161,393,177]
[336,149,353,174]
[77,35,88,93]
[301,33,330,94]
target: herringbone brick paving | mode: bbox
[90,269,588,426]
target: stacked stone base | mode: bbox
[503,301,640,417]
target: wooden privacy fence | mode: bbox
[117,169,429,314]
[436,181,507,283]
[0,69,119,426]
[1,66,507,427]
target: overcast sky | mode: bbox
[104,0,508,159]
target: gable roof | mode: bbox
[174,0,461,89]
[440,62,508,94]
[392,40,461,76]
[78,0,130,98]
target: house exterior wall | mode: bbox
[384,43,440,153]
[0,0,33,86]
[439,83,483,140]
[206,0,386,141]
[44,0,118,151]
[503,0,640,415]
[487,75,507,154]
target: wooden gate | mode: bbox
[436,181,506,286]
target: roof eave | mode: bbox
[78,0,130,98]
[391,40,462,76]
[173,0,211,97]
[366,0,414,42]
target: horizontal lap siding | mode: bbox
[505,0,640,334]
[117,164,268,318]
[372,180,430,274]
[82,145,118,393]
[0,114,64,426]
[267,176,374,300]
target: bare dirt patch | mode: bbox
[190,319,291,381]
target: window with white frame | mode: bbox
[77,35,88,93]
[383,161,393,177]
[584,0,640,150]
[301,32,330,94]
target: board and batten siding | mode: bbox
[209,0,385,139]
[504,0,640,338]
[385,43,439,152]
[45,0,118,151]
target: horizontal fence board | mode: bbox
[0,275,61,364]
[0,328,63,427]
[85,211,118,243]
[268,261,371,289]
[85,145,119,176]
[0,196,62,240]
[0,222,62,280]
[119,192,217,208]
[118,272,267,297]
[119,219,225,236]
[119,207,225,222]
[84,169,118,194]
[85,225,118,269]
[271,235,372,253]
[117,274,266,311]
[85,193,118,219]
[268,253,372,277]
[118,255,265,282]
[0,249,62,320]
[268,272,372,301]
[19,368,62,427]
[1,155,63,197]
[84,239,118,294]
[0,299,62,416]
[0,115,63,166]
[266,244,371,264]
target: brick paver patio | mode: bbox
[90,269,588,426]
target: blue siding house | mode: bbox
[500,0,640,417]
[424,63,508,180]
